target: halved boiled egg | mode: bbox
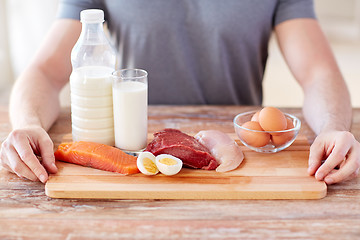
[155,154,183,176]
[137,152,159,175]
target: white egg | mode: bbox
[155,154,183,176]
[137,152,159,175]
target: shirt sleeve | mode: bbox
[273,0,316,26]
[56,0,106,20]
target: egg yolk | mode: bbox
[143,158,158,173]
[159,158,177,166]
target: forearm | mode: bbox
[275,19,358,185]
[303,71,359,185]
[9,66,62,131]
[9,19,80,131]
[1,19,80,182]
[274,19,352,135]
[302,71,351,135]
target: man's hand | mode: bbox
[275,19,357,184]
[0,127,58,183]
[1,19,81,182]
[308,131,360,185]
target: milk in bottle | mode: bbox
[70,9,116,145]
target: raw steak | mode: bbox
[145,129,218,170]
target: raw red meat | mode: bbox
[145,128,218,170]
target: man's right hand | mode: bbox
[0,127,58,183]
[1,20,81,183]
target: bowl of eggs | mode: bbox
[233,107,301,153]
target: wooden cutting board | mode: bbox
[45,135,327,200]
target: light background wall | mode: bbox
[0,0,359,107]
[263,0,360,107]
[0,0,13,93]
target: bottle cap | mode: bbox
[80,9,104,23]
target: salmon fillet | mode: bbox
[54,141,139,175]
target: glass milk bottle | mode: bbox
[70,9,116,145]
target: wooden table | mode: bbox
[1,105,359,239]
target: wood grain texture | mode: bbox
[1,106,360,239]
[45,136,326,200]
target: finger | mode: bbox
[324,153,360,184]
[0,146,11,172]
[0,159,12,172]
[13,139,48,183]
[335,159,346,170]
[315,142,351,181]
[7,146,38,181]
[308,139,325,175]
[37,135,58,174]
[343,168,360,182]
[1,141,12,172]
[0,156,12,172]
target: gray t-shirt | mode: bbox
[57,0,315,105]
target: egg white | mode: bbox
[137,152,159,175]
[155,154,183,176]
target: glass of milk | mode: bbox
[112,69,148,153]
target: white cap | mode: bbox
[80,9,104,23]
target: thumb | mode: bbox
[37,133,58,174]
[308,138,325,176]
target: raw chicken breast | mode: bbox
[195,130,244,172]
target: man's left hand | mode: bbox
[308,131,360,184]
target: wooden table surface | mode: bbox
[0,105,359,239]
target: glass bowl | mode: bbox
[233,110,301,153]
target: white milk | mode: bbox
[112,81,148,151]
[70,66,115,145]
